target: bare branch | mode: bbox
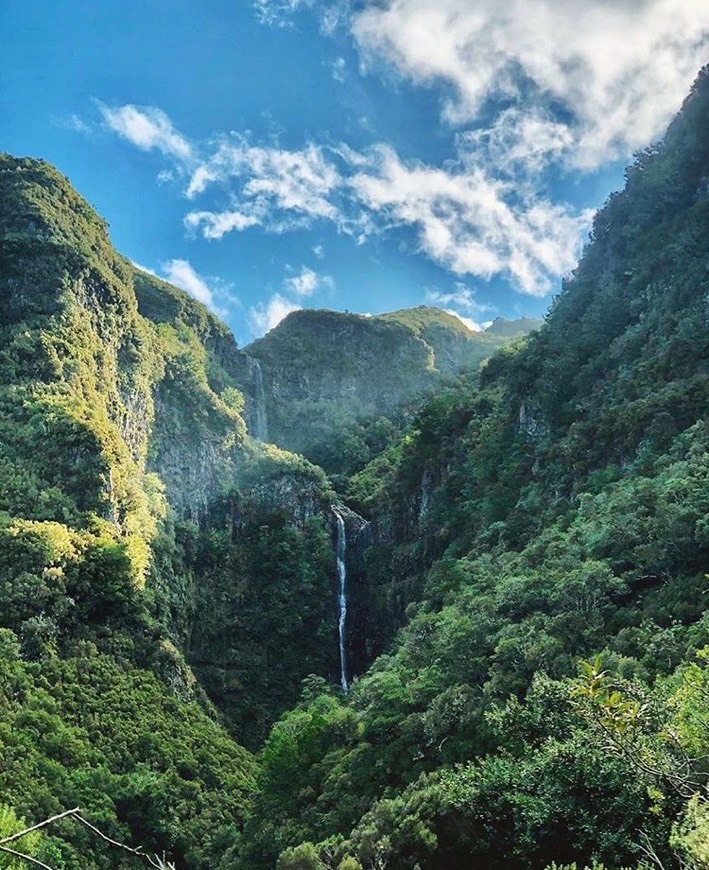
[0,843,55,869]
[0,807,176,870]
[72,813,145,857]
[0,808,81,845]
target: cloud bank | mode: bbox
[352,0,709,168]
[98,1,709,312]
[98,102,591,297]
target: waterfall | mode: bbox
[248,357,269,442]
[334,509,349,692]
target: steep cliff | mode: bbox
[0,154,344,864]
[246,306,538,477]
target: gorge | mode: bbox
[0,66,708,870]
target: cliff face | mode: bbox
[0,156,166,572]
[0,155,263,866]
[0,155,344,753]
[245,306,538,476]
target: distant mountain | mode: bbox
[485,314,544,336]
[245,305,538,476]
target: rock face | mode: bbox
[246,306,539,473]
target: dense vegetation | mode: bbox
[0,155,340,865]
[0,66,708,870]
[245,307,538,483]
[237,68,709,868]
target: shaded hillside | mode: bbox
[238,68,709,870]
[246,306,537,478]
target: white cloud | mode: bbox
[184,138,342,236]
[131,260,159,277]
[160,258,224,314]
[444,309,483,332]
[248,293,301,335]
[313,244,325,260]
[426,283,495,316]
[59,114,93,135]
[253,0,347,33]
[457,108,575,176]
[331,57,347,83]
[427,283,494,332]
[284,265,334,297]
[104,103,594,294]
[352,0,709,168]
[102,102,594,294]
[178,131,590,294]
[99,104,193,162]
[253,0,315,27]
[185,209,261,239]
[351,145,592,294]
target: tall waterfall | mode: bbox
[250,358,269,442]
[334,510,349,692]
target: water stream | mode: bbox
[334,509,349,692]
[251,358,269,442]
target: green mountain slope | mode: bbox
[239,68,709,870]
[0,155,344,865]
[245,306,538,478]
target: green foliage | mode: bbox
[0,804,45,869]
[3,67,709,870]
[245,307,535,478]
[670,794,709,868]
[238,68,709,870]
[0,628,256,868]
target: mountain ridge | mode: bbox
[244,305,539,476]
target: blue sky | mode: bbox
[2,1,708,345]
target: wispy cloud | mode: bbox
[252,1,709,169]
[101,104,593,295]
[427,283,496,332]
[183,138,342,237]
[248,293,301,335]
[253,0,347,33]
[253,0,315,27]
[56,113,94,135]
[99,103,193,162]
[160,258,226,315]
[444,310,484,333]
[350,145,591,294]
[246,265,334,337]
[426,283,495,317]
[185,209,261,239]
[331,57,347,83]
